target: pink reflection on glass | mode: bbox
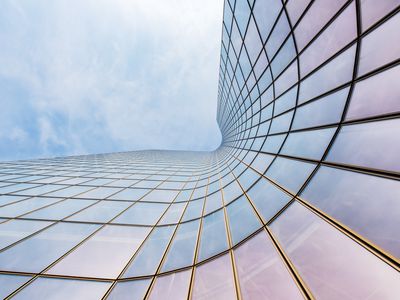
[300,2,357,77]
[270,202,400,299]
[295,0,347,51]
[346,64,400,120]
[360,0,400,31]
[148,269,191,300]
[234,231,303,299]
[327,119,400,173]
[358,13,400,76]
[191,254,236,300]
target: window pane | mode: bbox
[192,254,236,300]
[327,118,400,173]
[77,187,122,199]
[358,13,400,76]
[246,177,291,222]
[0,219,52,250]
[292,87,349,130]
[141,189,179,203]
[24,199,96,220]
[227,195,261,245]
[234,231,303,299]
[159,202,186,224]
[46,225,150,278]
[107,279,151,300]
[300,2,356,77]
[123,225,175,277]
[266,157,316,193]
[13,278,111,300]
[181,199,204,221]
[0,197,61,218]
[0,274,31,299]
[113,202,168,225]
[346,65,400,120]
[67,200,131,223]
[281,127,336,160]
[294,0,347,51]
[148,269,191,300]
[299,45,356,103]
[270,202,400,299]
[198,210,228,261]
[301,166,400,259]
[360,0,400,31]
[161,219,200,272]
[0,222,99,272]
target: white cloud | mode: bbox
[0,0,223,160]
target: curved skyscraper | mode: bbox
[0,0,399,299]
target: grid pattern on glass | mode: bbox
[0,0,399,298]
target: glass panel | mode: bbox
[294,0,347,50]
[281,127,336,160]
[286,0,311,25]
[13,278,111,300]
[301,166,400,259]
[148,269,191,300]
[253,0,282,43]
[234,231,303,299]
[270,201,400,299]
[12,184,65,196]
[141,189,179,203]
[0,222,99,272]
[222,180,244,203]
[360,0,400,31]
[0,195,27,206]
[269,110,294,134]
[0,197,61,218]
[107,279,151,300]
[271,35,296,78]
[299,45,356,103]
[45,185,94,198]
[0,183,39,194]
[159,202,186,224]
[123,225,175,277]
[300,2,356,77]
[192,254,236,300]
[67,200,131,223]
[246,177,291,222]
[78,187,122,199]
[47,225,150,278]
[358,13,400,76]
[181,199,204,221]
[327,118,400,172]
[204,191,223,215]
[0,274,31,299]
[292,87,349,129]
[24,199,96,220]
[108,188,149,201]
[226,195,262,245]
[266,12,290,58]
[198,210,228,261]
[161,219,200,272]
[0,219,52,250]
[113,202,168,225]
[346,65,400,120]
[266,157,316,193]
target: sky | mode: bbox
[0,0,224,161]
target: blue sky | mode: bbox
[0,0,223,161]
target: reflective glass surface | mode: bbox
[0,0,399,297]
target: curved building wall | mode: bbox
[0,0,399,299]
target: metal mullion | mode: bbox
[228,165,313,299]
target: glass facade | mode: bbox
[0,0,399,299]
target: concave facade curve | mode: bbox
[0,0,399,299]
